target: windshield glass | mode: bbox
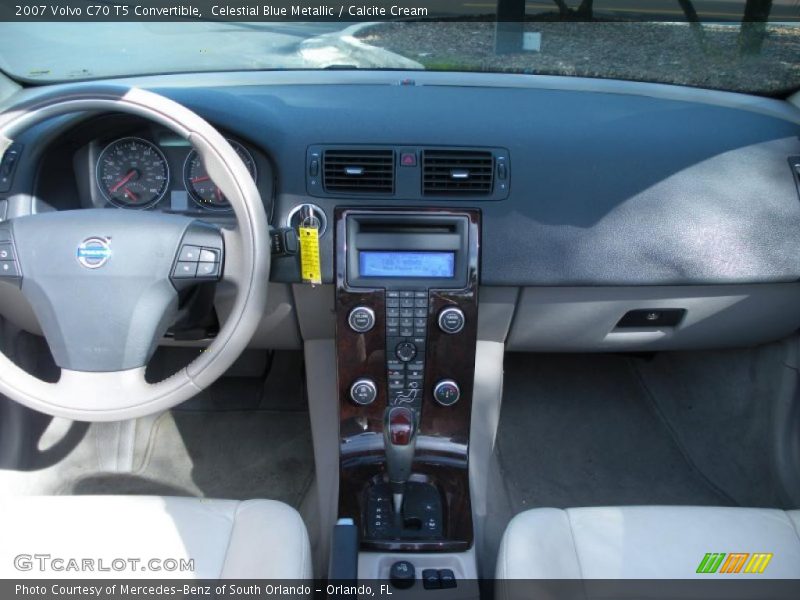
[0,1,798,95]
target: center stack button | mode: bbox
[395,341,417,362]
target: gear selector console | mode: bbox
[335,208,480,552]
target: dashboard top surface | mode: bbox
[3,70,800,286]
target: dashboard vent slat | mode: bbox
[422,149,495,196]
[323,149,394,194]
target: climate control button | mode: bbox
[433,379,460,406]
[350,378,378,406]
[438,307,465,334]
[348,306,375,333]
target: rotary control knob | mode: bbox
[348,306,375,333]
[395,341,417,362]
[433,379,460,406]
[438,307,465,334]
[350,378,377,406]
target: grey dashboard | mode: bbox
[2,70,800,352]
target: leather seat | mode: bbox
[0,496,312,579]
[497,506,800,579]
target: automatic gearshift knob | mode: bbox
[387,406,415,446]
[384,406,418,513]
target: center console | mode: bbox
[335,208,480,553]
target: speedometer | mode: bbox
[183,140,257,211]
[96,137,170,209]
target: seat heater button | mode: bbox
[173,261,197,278]
[179,245,201,262]
[439,569,457,588]
[422,569,441,589]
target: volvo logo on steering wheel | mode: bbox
[76,237,112,269]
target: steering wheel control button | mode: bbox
[0,260,20,278]
[0,243,13,260]
[174,261,198,278]
[348,306,376,333]
[389,561,415,589]
[178,245,201,261]
[172,232,223,283]
[396,341,417,362]
[438,307,465,334]
[199,248,219,263]
[433,379,461,406]
[350,378,377,406]
[196,262,219,277]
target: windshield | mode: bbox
[0,1,798,95]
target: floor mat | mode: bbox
[69,410,315,505]
[1,409,314,509]
[496,353,734,513]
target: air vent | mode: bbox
[422,149,494,196]
[323,149,394,194]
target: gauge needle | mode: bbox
[123,187,139,202]
[191,175,210,183]
[110,170,136,193]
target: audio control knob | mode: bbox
[348,306,375,333]
[438,307,465,334]
[350,378,378,406]
[433,379,460,406]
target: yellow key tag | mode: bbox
[299,226,322,285]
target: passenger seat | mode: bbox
[496,506,800,580]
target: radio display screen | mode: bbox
[359,251,455,278]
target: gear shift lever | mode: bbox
[384,406,418,515]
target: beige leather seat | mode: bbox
[0,496,312,579]
[497,506,800,580]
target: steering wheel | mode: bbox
[0,86,270,421]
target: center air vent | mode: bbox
[323,149,394,194]
[422,149,494,196]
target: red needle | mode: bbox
[123,187,139,202]
[110,170,136,193]
[191,175,210,184]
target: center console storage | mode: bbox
[335,208,480,552]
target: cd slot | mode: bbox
[358,223,456,235]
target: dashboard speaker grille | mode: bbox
[422,149,494,195]
[323,149,394,194]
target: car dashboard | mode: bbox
[2,70,800,354]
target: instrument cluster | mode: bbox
[89,132,260,214]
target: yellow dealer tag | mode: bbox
[299,226,321,285]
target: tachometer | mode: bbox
[184,140,257,211]
[96,137,170,209]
